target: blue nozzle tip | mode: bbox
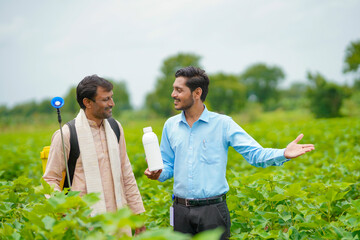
[51,97,64,109]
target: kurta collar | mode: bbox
[87,118,104,129]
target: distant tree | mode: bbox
[0,78,132,122]
[109,80,132,112]
[279,82,308,110]
[62,87,78,114]
[306,72,344,118]
[0,105,8,117]
[37,98,53,114]
[207,73,246,114]
[9,101,37,117]
[240,63,285,110]
[146,53,202,117]
[354,79,360,91]
[343,40,360,90]
[285,82,307,99]
[343,40,360,75]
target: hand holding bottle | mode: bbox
[144,166,162,180]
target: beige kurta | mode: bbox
[43,118,145,215]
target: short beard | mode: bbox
[95,107,112,119]
[175,98,194,111]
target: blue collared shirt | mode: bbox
[158,106,289,199]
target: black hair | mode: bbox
[76,75,113,109]
[175,66,209,102]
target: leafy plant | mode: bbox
[1,114,359,239]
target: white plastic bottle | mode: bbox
[142,126,164,171]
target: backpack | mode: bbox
[40,118,121,190]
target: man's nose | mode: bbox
[109,98,115,106]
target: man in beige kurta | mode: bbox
[43,75,145,236]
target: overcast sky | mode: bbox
[1,0,359,108]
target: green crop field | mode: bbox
[0,113,359,239]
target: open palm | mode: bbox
[284,134,315,159]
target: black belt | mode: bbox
[174,194,226,207]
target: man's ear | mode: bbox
[193,87,202,100]
[83,98,92,109]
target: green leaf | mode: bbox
[66,190,81,197]
[40,178,53,195]
[242,187,265,200]
[82,192,101,206]
[276,204,287,213]
[330,224,354,239]
[274,186,284,195]
[284,184,307,199]
[262,212,278,221]
[280,213,292,222]
[234,210,254,218]
[42,216,56,230]
[192,228,224,240]
[268,194,286,202]
[350,199,360,212]
[133,228,190,240]
[23,211,44,229]
[12,232,21,240]
[47,191,67,207]
[1,223,15,235]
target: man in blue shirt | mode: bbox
[144,66,315,239]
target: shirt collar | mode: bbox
[179,105,209,124]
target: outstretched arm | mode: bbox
[284,134,315,159]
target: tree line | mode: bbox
[1,40,359,121]
[146,40,359,118]
[0,80,132,120]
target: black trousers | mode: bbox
[173,200,231,240]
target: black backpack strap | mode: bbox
[63,119,79,189]
[107,117,121,142]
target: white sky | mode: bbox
[1,0,359,108]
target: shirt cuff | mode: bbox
[271,149,290,166]
[158,170,169,182]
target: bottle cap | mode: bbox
[143,126,152,133]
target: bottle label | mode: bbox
[144,142,163,171]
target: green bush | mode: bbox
[306,72,345,118]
